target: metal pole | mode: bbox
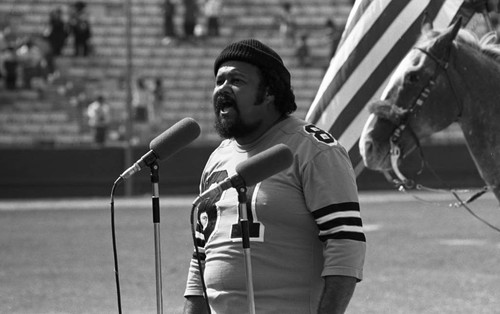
[124,0,134,196]
[150,162,163,314]
[236,187,256,314]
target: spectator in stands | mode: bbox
[1,46,18,90]
[45,7,69,57]
[31,35,54,97]
[325,18,342,59]
[17,39,46,90]
[150,77,164,131]
[153,77,164,115]
[132,77,153,123]
[0,29,9,59]
[183,0,199,41]
[87,95,111,146]
[204,0,223,37]
[2,24,20,49]
[67,82,90,132]
[0,29,6,54]
[69,1,92,57]
[0,32,5,83]
[295,32,311,67]
[162,0,178,45]
[276,2,296,46]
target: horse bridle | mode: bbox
[383,43,500,234]
[384,45,463,189]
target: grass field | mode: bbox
[1,191,499,314]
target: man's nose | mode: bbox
[215,81,232,94]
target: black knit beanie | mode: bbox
[214,39,291,88]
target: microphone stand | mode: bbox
[150,161,163,314]
[235,186,256,314]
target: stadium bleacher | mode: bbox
[0,1,486,198]
[0,0,353,147]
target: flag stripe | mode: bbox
[305,0,470,176]
[309,0,433,128]
[340,0,375,48]
[344,0,454,169]
[306,0,389,123]
[306,0,417,124]
[329,10,431,138]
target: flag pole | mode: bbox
[124,0,134,196]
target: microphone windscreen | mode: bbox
[236,144,293,186]
[150,117,201,160]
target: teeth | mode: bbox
[220,106,233,115]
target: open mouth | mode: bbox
[219,106,233,115]
[215,94,236,116]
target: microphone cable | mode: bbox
[108,189,211,314]
[190,203,212,314]
[110,178,123,314]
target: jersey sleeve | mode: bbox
[302,144,366,281]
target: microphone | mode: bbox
[117,117,201,182]
[193,144,293,206]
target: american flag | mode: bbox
[305,0,478,176]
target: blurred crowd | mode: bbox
[3,0,500,147]
[0,0,363,147]
[0,1,92,94]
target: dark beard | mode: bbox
[214,109,262,139]
[214,116,262,139]
[213,90,265,140]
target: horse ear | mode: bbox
[430,17,462,58]
[448,17,462,39]
[421,11,433,33]
[440,17,462,44]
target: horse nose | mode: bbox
[360,138,377,168]
[360,137,373,158]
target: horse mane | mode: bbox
[417,27,500,64]
[368,99,408,124]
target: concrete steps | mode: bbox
[0,0,349,146]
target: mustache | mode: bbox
[214,93,235,111]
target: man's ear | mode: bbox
[264,91,275,105]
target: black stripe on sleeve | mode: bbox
[320,231,366,242]
[312,202,360,219]
[317,217,364,231]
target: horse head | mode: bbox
[360,19,464,184]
